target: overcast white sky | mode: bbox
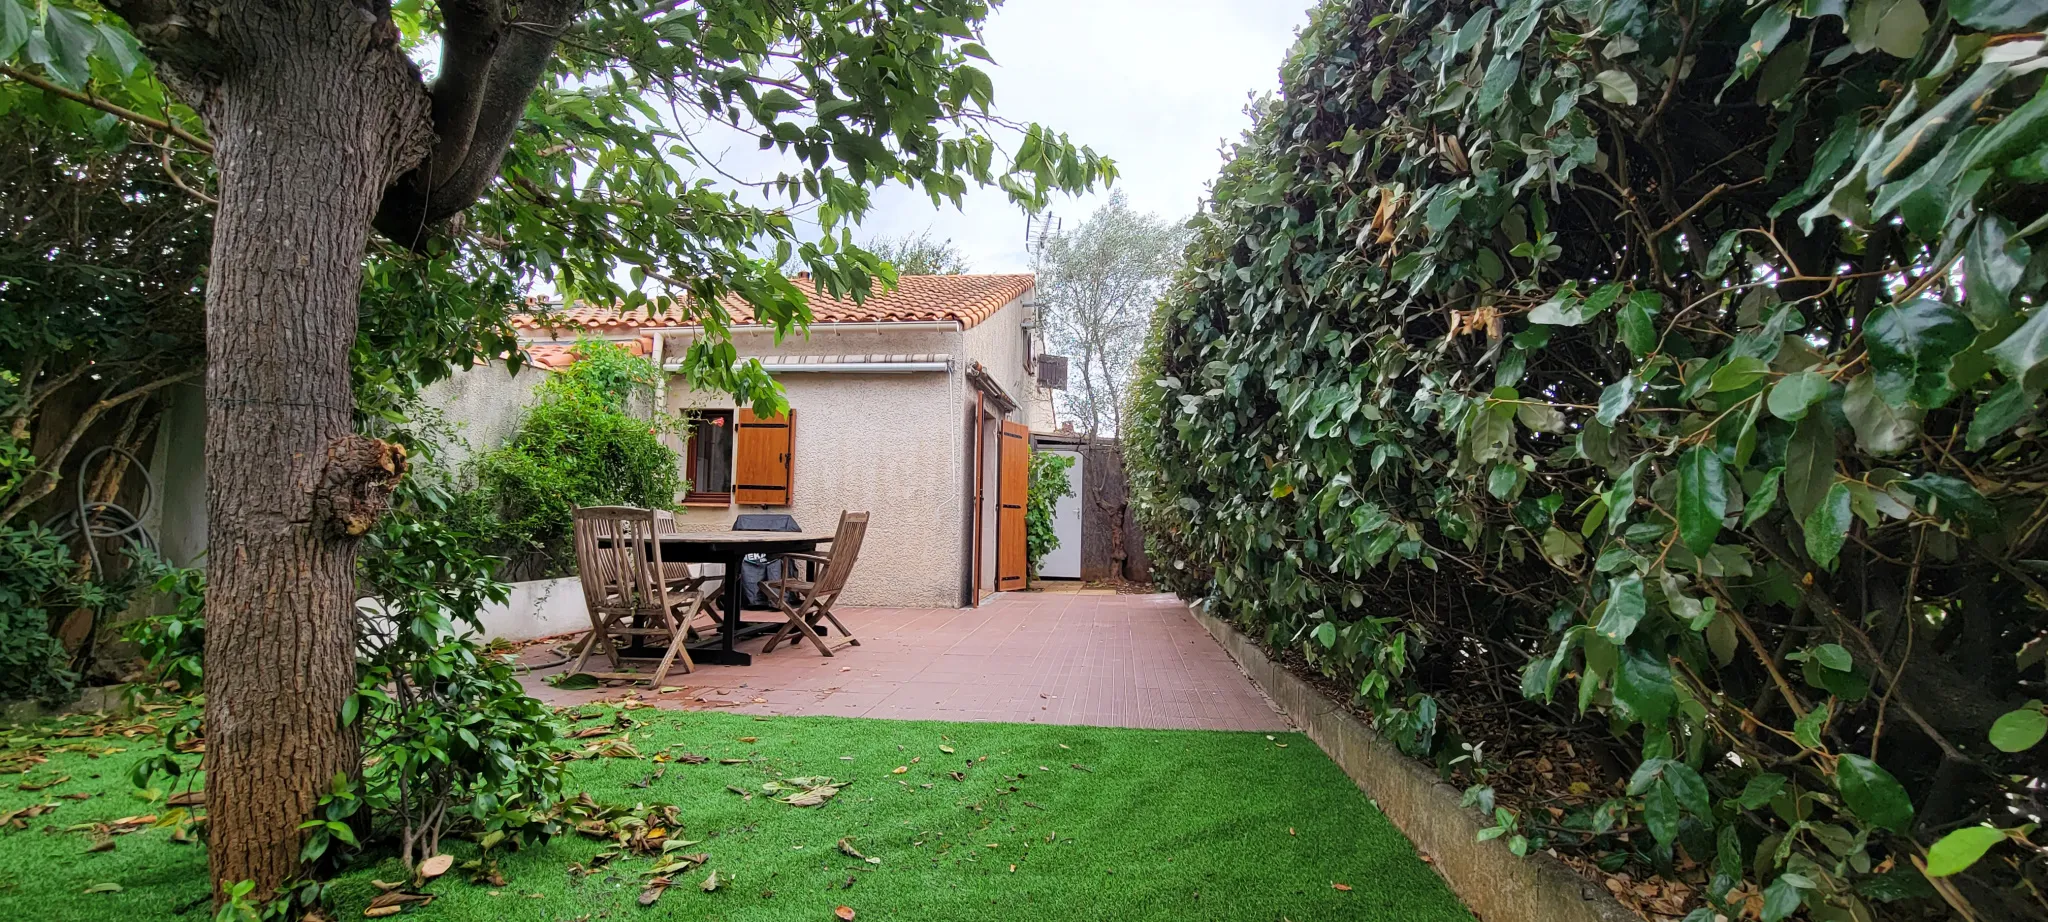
[689,0,1313,273]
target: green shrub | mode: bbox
[130,478,567,874]
[1025,449,1077,580]
[0,522,81,701]
[466,338,683,578]
[1130,0,2048,918]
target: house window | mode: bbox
[682,408,797,507]
[684,410,735,505]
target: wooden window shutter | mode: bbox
[734,408,794,505]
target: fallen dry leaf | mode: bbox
[835,906,856,920]
[419,854,453,879]
[1333,883,1353,892]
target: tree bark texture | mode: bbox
[191,0,429,899]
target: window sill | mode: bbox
[682,495,732,508]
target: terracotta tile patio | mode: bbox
[519,591,1289,731]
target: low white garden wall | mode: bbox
[473,576,587,642]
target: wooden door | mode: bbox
[996,420,1029,590]
[734,408,794,505]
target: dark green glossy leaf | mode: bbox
[1613,646,1675,724]
[1743,466,1784,528]
[1865,299,1975,409]
[1802,480,1851,568]
[1597,375,1638,426]
[1966,378,2034,450]
[1736,772,1787,809]
[1785,413,1838,521]
[1595,573,1648,644]
[1965,216,2032,327]
[1760,874,1805,922]
[1837,754,1913,832]
[1677,448,1728,555]
[1899,473,1998,535]
[1619,294,1662,358]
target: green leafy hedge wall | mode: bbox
[1128,0,2048,918]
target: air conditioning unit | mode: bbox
[1036,354,1069,390]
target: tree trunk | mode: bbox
[196,0,428,900]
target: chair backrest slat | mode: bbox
[811,511,869,600]
[574,506,669,614]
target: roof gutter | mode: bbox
[660,359,953,374]
[645,320,963,335]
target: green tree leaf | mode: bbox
[1595,574,1648,643]
[1613,646,1675,724]
[1836,753,1914,832]
[0,0,30,61]
[1843,373,1921,455]
[1619,293,1661,356]
[1964,215,2032,326]
[1597,375,1638,426]
[1988,299,2048,390]
[1924,826,2008,877]
[1989,705,2047,752]
[1966,379,2036,449]
[1784,414,1839,520]
[1947,0,2048,30]
[1743,466,1785,527]
[1865,299,1975,409]
[1712,355,1770,392]
[1814,643,1853,671]
[1767,371,1831,420]
[1595,68,1639,105]
[1736,773,1787,809]
[1898,473,1998,535]
[1803,480,1852,568]
[1761,874,1805,922]
[1678,448,1728,555]
[1795,699,1831,749]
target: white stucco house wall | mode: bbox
[440,273,1062,612]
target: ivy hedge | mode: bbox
[1128,0,2048,919]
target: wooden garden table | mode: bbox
[644,530,834,666]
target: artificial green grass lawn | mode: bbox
[2,708,1471,921]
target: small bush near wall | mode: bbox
[1129,0,2048,919]
[462,339,683,579]
[1026,449,1076,580]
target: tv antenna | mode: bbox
[1025,213,1062,255]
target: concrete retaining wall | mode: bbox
[474,577,588,642]
[1191,602,1638,922]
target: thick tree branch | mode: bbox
[373,0,585,246]
[424,0,505,185]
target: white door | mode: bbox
[1039,449,1084,579]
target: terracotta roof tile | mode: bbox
[513,273,1034,334]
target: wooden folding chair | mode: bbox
[653,510,724,640]
[570,506,697,685]
[761,511,869,656]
